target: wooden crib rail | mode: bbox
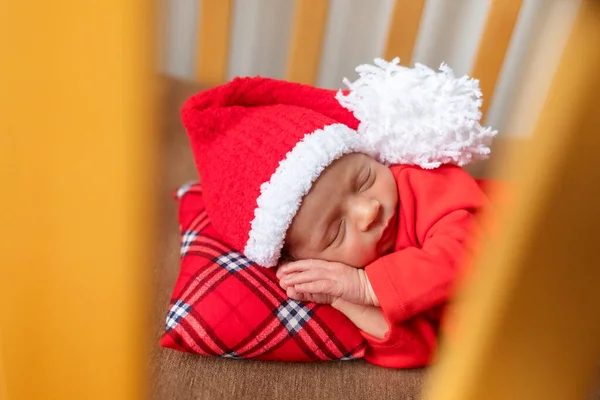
[1,1,157,399]
[285,0,330,85]
[193,0,524,107]
[196,0,233,86]
[383,0,426,67]
[471,0,524,120]
[424,1,600,398]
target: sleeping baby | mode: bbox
[180,59,497,368]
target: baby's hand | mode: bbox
[276,260,379,306]
[281,285,337,305]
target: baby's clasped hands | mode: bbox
[276,259,379,307]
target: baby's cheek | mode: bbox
[342,238,379,268]
[360,248,380,267]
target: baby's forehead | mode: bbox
[329,152,370,172]
[319,153,369,180]
[300,154,369,209]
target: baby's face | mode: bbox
[285,153,398,268]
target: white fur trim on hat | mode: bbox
[243,123,365,267]
[336,58,497,169]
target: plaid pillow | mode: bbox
[160,182,366,362]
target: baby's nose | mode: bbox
[349,196,381,232]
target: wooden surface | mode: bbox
[424,1,600,399]
[0,1,156,399]
[285,0,330,85]
[383,0,426,65]
[196,0,233,86]
[471,0,523,121]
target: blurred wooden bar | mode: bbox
[285,0,330,85]
[424,1,600,399]
[383,0,426,65]
[196,0,233,85]
[0,1,157,399]
[471,0,523,120]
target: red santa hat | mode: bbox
[181,58,496,267]
[181,76,366,267]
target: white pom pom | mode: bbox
[336,58,498,169]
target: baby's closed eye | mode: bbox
[356,165,372,192]
[327,219,346,248]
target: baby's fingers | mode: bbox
[276,259,323,278]
[278,271,300,290]
[286,286,308,302]
[294,280,337,296]
[280,269,325,286]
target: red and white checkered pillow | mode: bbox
[160,182,366,362]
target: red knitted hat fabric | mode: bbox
[181,77,362,267]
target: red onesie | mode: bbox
[362,164,490,368]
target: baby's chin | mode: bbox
[378,241,395,258]
[344,250,380,269]
[346,243,394,268]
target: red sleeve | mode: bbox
[361,312,440,368]
[365,165,487,325]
